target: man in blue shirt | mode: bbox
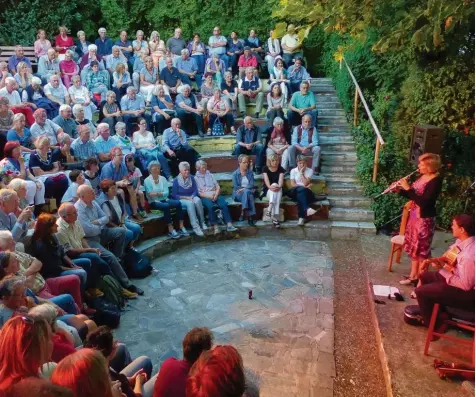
[208,27,229,70]
[115,30,134,65]
[53,104,77,138]
[162,118,200,175]
[120,86,151,135]
[176,49,201,89]
[287,57,311,93]
[95,27,114,57]
[8,46,32,75]
[160,58,182,95]
[94,123,117,163]
[227,32,244,76]
[232,116,264,174]
[71,125,98,161]
[288,114,321,173]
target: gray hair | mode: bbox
[59,104,71,113]
[106,90,116,99]
[243,116,253,123]
[0,276,25,297]
[147,161,161,172]
[224,71,232,78]
[0,230,13,250]
[181,84,191,92]
[31,76,42,86]
[245,67,254,74]
[296,154,307,163]
[115,122,126,132]
[58,132,72,144]
[126,86,136,94]
[96,122,109,133]
[98,27,106,34]
[72,104,84,116]
[49,74,60,82]
[300,81,310,89]
[112,45,120,51]
[171,118,181,127]
[5,77,15,85]
[65,49,74,58]
[152,84,165,96]
[77,30,85,38]
[7,178,27,192]
[0,189,18,204]
[302,114,312,121]
[181,49,189,56]
[0,96,9,105]
[178,161,190,171]
[12,113,25,123]
[273,116,284,126]
[136,30,144,36]
[72,75,81,83]
[29,303,58,323]
[88,44,97,52]
[195,159,207,170]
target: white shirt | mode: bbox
[290,167,313,186]
[68,85,91,103]
[133,130,155,147]
[44,83,68,104]
[281,34,299,54]
[61,180,91,203]
[0,87,21,105]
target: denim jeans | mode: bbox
[176,109,204,136]
[234,189,256,216]
[288,109,318,127]
[232,144,264,169]
[137,148,171,178]
[49,294,78,314]
[201,196,232,225]
[192,55,205,74]
[61,261,89,291]
[288,186,314,218]
[125,220,142,244]
[73,252,113,277]
[149,200,183,224]
[180,197,205,228]
[180,73,203,89]
[152,112,174,135]
[121,356,155,397]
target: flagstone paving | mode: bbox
[116,238,335,397]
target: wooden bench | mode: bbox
[0,46,38,71]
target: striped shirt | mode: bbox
[71,138,98,160]
[94,135,117,154]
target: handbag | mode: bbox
[212,117,224,136]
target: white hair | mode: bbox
[273,117,284,126]
[58,132,72,144]
[5,77,15,85]
[31,76,42,85]
[88,44,97,52]
[126,86,136,94]
[178,161,190,171]
[0,230,13,250]
[29,303,58,325]
[98,27,106,33]
[0,276,25,296]
[181,48,189,56]
[77,30,85,38]
[59,104,71,113]
[97,122,109,132]
[0,189,18,204]
[72,104,84,116]
[7,178,27,193]
[195,159,207,170]
[171,118,181,127]
[115,121,126,132]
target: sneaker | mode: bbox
[298,218,305,226]
[226,225,238,232]
[86,288,104,298]
[168,229,181,239]
[180,227,190,237]
[122,288,138,299]
[193,226,204,236]
[201,223,208,230]
[307,208,317,217]
[214,227,220,235]
[399,278,418,286]
[127,284,144,295]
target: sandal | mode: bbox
[206,129,212,136]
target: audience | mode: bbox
[227,31,244,76]
[149,31,166,68]
[232,154,257,226]
[150,84,175,135]
[112,122,136,155]
[238,67,264,118]
[0,188,33,248]
[245,29,264,63]
[59,51,79,88]
[54,27,74,55]
[30,108,63,145]
[68,75,96,121]
[100,91,123,132]
[265,116,290,171]
[112,62,131,99]
[289,154,317,226]
[44,75,71,108]
[0,77,35,126]
[188,33,207,75]
[38,48,62,85]
[53,104,77,138]
[175,86,205,137]
[287,57,310,94]
[289,114,321,173]
[120,86,150,135]
[233,116,264,174]
[207,88,235,135]
[95,28,114,57]
[8,46,32,76]
[159,57,182,96]
[176,49,201,88]
[23,76,59,119]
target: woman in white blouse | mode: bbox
[68,76,96,120]
[269,57,289,100]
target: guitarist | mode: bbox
[414,214,475,333]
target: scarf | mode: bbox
[177,174,193,189]
[267,38,280,54]
[270,127,286,144]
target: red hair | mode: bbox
[50,348,113,397]
[3,141,20,158]
[186,345,245,397]
[0,316,52,392]
[32,213,57,242]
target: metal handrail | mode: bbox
[341,56,385,182]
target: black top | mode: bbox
[221,80,238,93]
[109,368,138,397]
[399,176,442,218]
[29,149,61,172]
[264,166,285,185]
[31,235,68,279]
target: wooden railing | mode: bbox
[341,57,385,182]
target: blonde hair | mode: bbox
[419,153,441,173]
[35,136,50,148]
[266,153,279,167]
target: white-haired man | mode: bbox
[120,86,150,135]
[238,67,264,118]
[288,114,321,173]
[30,108,63,145]
[74,185,142,297]
[71,124,98,161]
[44,75,70,106]
[0,189,33,250]
[37,48,61,84]
[176,49,201,88]
[94,123,117,163]
[95,27,113,57]
[0,77,35,126]
[53,104,77,138]
[105,46,127,75]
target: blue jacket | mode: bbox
[171,177,198,200]
[231,168,254,200]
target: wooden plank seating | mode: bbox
[0,46,38,71]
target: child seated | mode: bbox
[61,169,91,203]
[125,153,147,218]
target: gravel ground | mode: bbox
[330,240,388,397]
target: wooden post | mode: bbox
[372,138,381,183]
[353,87,359,127]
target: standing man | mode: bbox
[288,114,321,174]
[232,116,264,174]
[95,27,114,57]
[208,27,229,70]
[281,24,303,66]
[166,28,186,62]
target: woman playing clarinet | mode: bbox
[396,153,442,285]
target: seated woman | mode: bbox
[29,136,69,206]
[132,117,171,178]
[0,141,45,209]
[68,75,96,121]
[83,157,101,194]
[200,73,215,109]
[113,122,135,155]
[72,104,96,138]
[151,84,175,135]
[85,61,109,102]
[14,62,33,92]
[7,113,34,155]
[221,71,238,117]
[266,84,286,128]
[205,53,226,86]
[7,178,30,210]
[263,154,285,228]
[112,62,131,99]
[171,161,206,236]
[232,154,256,226]
[0,309,55,392]
[139,56,159,102]
[55,26,74,56]
[0,96,14,139]
[265,116,290,171]
[195,160,237,234]
[207,88,235,135]
[99,90,123,132]
[59,50,79,88]
[289,154,317,226]
[58,133,80,169]
[124,153,147,218]
[144,161,187,239]
[98,179,142,247]
[23,77,59,119]
[270,57,289,100]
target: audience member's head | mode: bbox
[183,327,214,364]
[58,202,77,224]
[187,345,245,397]
[0,315,53,391]
[83,325,116,360]
[0,230,15,251]
[452,214,475,238]
[9,377,73,397]
[84,156,99,172]
[0,188,20,215]
[0,251,19,279]
[50,348,114,397]
[77,185,96,204]
[32,213,57,242]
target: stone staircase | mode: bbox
[311,78,375,239]
[134,77,376,257]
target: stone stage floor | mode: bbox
[115,237,335,397]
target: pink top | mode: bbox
[59,59,79,75]
[34,39,52,58]
[238,54,258,68]
[55,35,74,54]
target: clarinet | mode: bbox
[373,170,419,199]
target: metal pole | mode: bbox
[353,87,359,127]
[372,138,381,183]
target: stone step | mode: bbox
[317,126,351,133]
[319,142,355,152]
[316,109,346,116]
[321,163,357,173]
[322,173,358,183]
[327,195,372,208]
[310,78,333,83]
[329,207,374,222]
[319,132,352,139]
[330,221,376,240]
[321,151,358,162]
[326,182,363,196]
[315,102,343,110]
